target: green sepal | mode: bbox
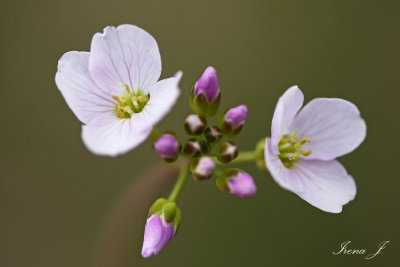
[148,198,168,216]
[254,138,267,172]
[172,208,182,233]
[162,202,178,223]
[189,88,221,117]
[216,168,243,193]
[148,198,182,232]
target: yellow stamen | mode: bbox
[300,150,312,157]
[288,137,297,144]
[122,84,131,93]
[299,137,310,145]
[112,95,122,104]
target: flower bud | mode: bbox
[216,141,238,164]
[183,138,202,158]
[184,114,207,135]
[142,198,182,258]
[190,156,215,181]
[218,105,248,137]
[204,126,222,144]
[190,66,221,117]
[216,169,257,198]
[153,133,181,162]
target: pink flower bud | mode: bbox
[225,105,248,129]
[219,105,248,137]
[227,172,257,198]
[153,133,181,162]
[191,156,216,181]
[194,66,220,102]
[141,214,174,258]
[184,114,207,135]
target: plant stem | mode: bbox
[214,150,256,165]
[168,164,190,202]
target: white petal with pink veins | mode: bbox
[290,98,366,161]
[89,25,162,95]
[270,86,304,154]
[81,112,152,157]
[55,51,114,124]
[265,138,356,213]
[139,71,182,128]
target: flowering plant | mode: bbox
[55,24,366,258]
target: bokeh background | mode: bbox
[1,0,399,266]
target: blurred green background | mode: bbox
[1,0,399,266]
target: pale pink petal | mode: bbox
[55,51,114,124]
[141,215,163,257]
[89,25,161,95]
[290,98,366,160]
[265,138,356,213]
[138,71,182,128]
[81,112,151,157]
[141,214,174,258]
[270,86,304,154]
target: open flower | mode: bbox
[264,86,366,213]
[55,25,182,156]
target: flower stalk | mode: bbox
[168,164,190,202]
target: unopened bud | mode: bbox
[153,133,181,162]
[184,114,207,135]
[190,66,221,117]
[216,141,238,164]
[142,199,182,258]
[190,156,215,181]
[218,105,248,137]
[204,126,222,144]
[183,139,202,158]
[216,169,257,198]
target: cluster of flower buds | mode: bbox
[141,198,181,258]
[147,66,255,257]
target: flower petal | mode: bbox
[141,215,174,258]
[141,215,164,258]
[265,138,356,213]
[290,98,366,160]
[89,25,161,94]
[271,86,304,154]
[81,112,151,157]
[55,51,114,124]
[138,71,182,128]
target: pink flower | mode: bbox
[264,86,366,213]
[55,25,182,156]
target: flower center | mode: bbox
[112,84,150,119]
[278,134,312,168]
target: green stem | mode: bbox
[168,164,190,202]
[150,127,161,141]
[214,150,256,165]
